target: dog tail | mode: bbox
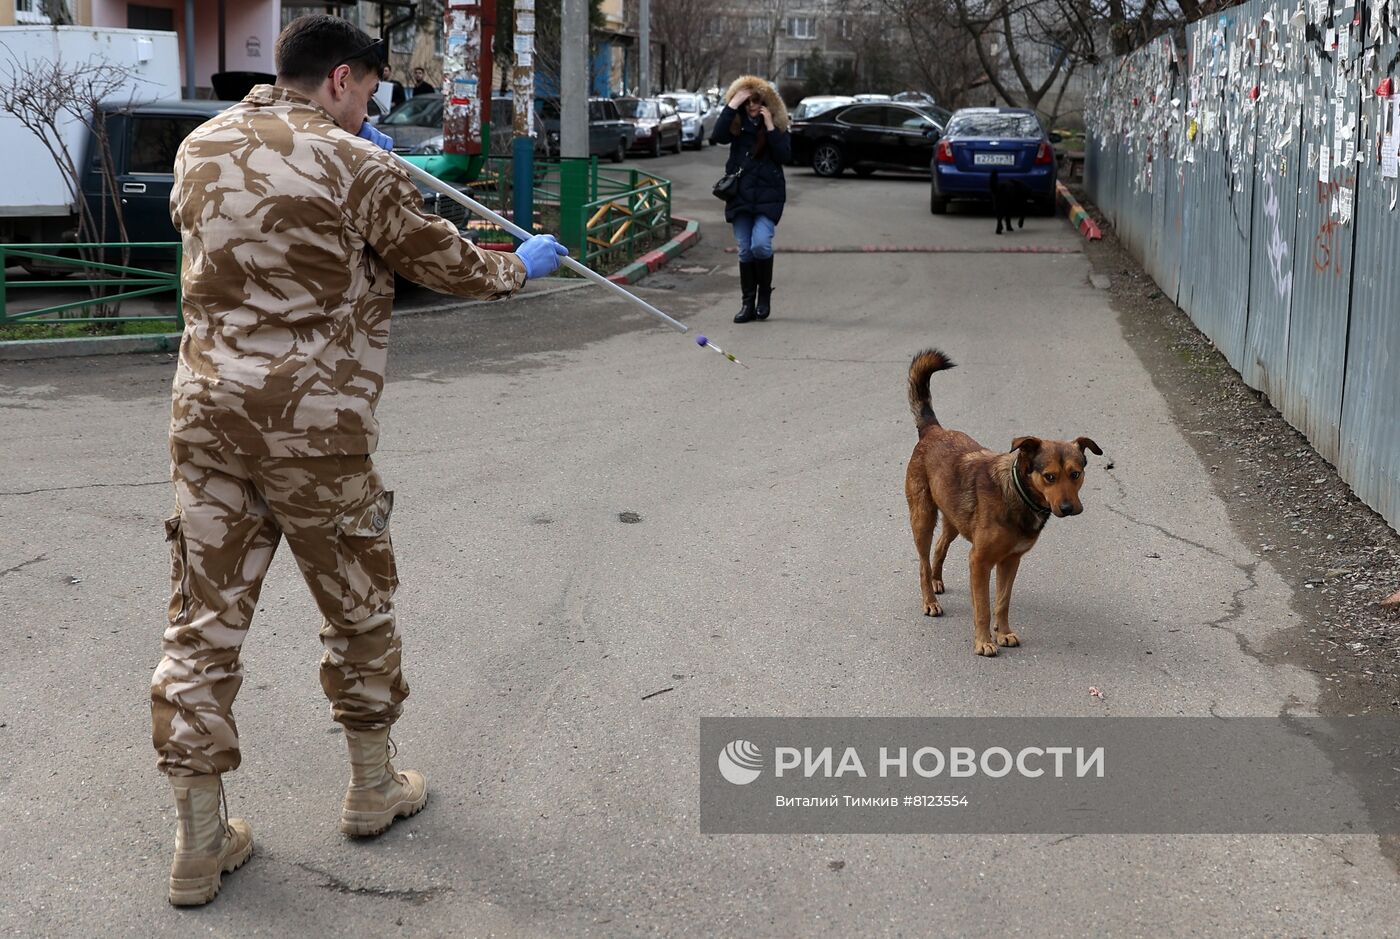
[908,349,955,433]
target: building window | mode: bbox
[786,16,816,39]
[282,3,365,29]
[128,5,175,30]
[747,16,767,37]
[747,55,767,75]
[15,0,52,24]
[785,57,805,79]
[837,18,853,39]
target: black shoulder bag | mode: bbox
[712,165,743,201]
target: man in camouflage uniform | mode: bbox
[152,13,567,907]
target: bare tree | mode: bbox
[485,0,605,94]
[838,0,985,103]
[757,0,794,81]
[0,55,141,307]
[948,0,1103,119]
[652,0,741,90]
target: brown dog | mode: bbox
[903,349,1101,656]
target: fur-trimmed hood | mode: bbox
[722,75,790,132]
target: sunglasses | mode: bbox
[332,37,384,71]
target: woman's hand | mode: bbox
[758,105,775,130]
[728,89,751,108]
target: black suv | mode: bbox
[538,98,635,162]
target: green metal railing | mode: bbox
[0,165,669,330]
[472,158,673,269]
[0,243,182,326]
[577,167,672,270]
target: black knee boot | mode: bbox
[734,261,757,323]
[754,256,774,320]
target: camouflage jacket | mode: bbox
[169,84,527,457]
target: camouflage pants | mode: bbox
[152,441,408,776]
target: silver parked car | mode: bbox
[661,92,717,149]
[380,94,446,153]
[791,95,855,121]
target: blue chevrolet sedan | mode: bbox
[929,108,1057,214]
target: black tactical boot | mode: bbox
[734,261,757,323]
[754,255,774,320]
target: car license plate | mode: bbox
[974,153,1015,166]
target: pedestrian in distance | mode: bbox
[380,62,405,110]
[710,75,790,323]
[152,12,568,908]
[411,66,436,97]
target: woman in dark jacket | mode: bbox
[710,75,791,323]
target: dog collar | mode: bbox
[1011,459,1051,517]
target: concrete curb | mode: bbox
[606,216,702,285]
[0,331,183,362]
[1056,181,1103,241]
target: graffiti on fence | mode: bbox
[1261,173,1293,303]
[1312,174,1353,277]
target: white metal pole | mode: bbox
[392,153,690,334]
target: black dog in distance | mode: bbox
[989,170,1030,235]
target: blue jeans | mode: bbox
[732,214,776,262]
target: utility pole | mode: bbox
[512,0,536,242]
[183,0,196,98]
[442,0,488,164]
[638,0,650,97]
[560,0,588,157]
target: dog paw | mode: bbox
[923,601,943,617]
[974,640,999,657]
[932,578,945,595]
[996,631,1020,647]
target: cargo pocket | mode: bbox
[334,490,399,623]
[164,514,192,626]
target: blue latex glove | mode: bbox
[515,233,569,279]
[357,121,394,152]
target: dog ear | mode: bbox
[1074,436,1103,456]
[1010,436,1042,453]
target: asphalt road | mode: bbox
[2,145,1397,937]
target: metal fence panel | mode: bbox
[1176,22,1219,342]
[1086,2,1400,529]
[1148,153,1170,284]
[1279,12,1360,462]
[1085,135,1106,210]
[1242,0,1306,401]
[1182,11,1258,371]
[1179,138,1245,353]
[1339,30,1400,526]
[1158,155,1185,303]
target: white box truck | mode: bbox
[0,25,181,250]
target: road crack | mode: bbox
[291,859,446,905]
[0,480,166,497]
[1099,475,1238,565]
[1202,561,1263,657]
[0,554,48,577]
